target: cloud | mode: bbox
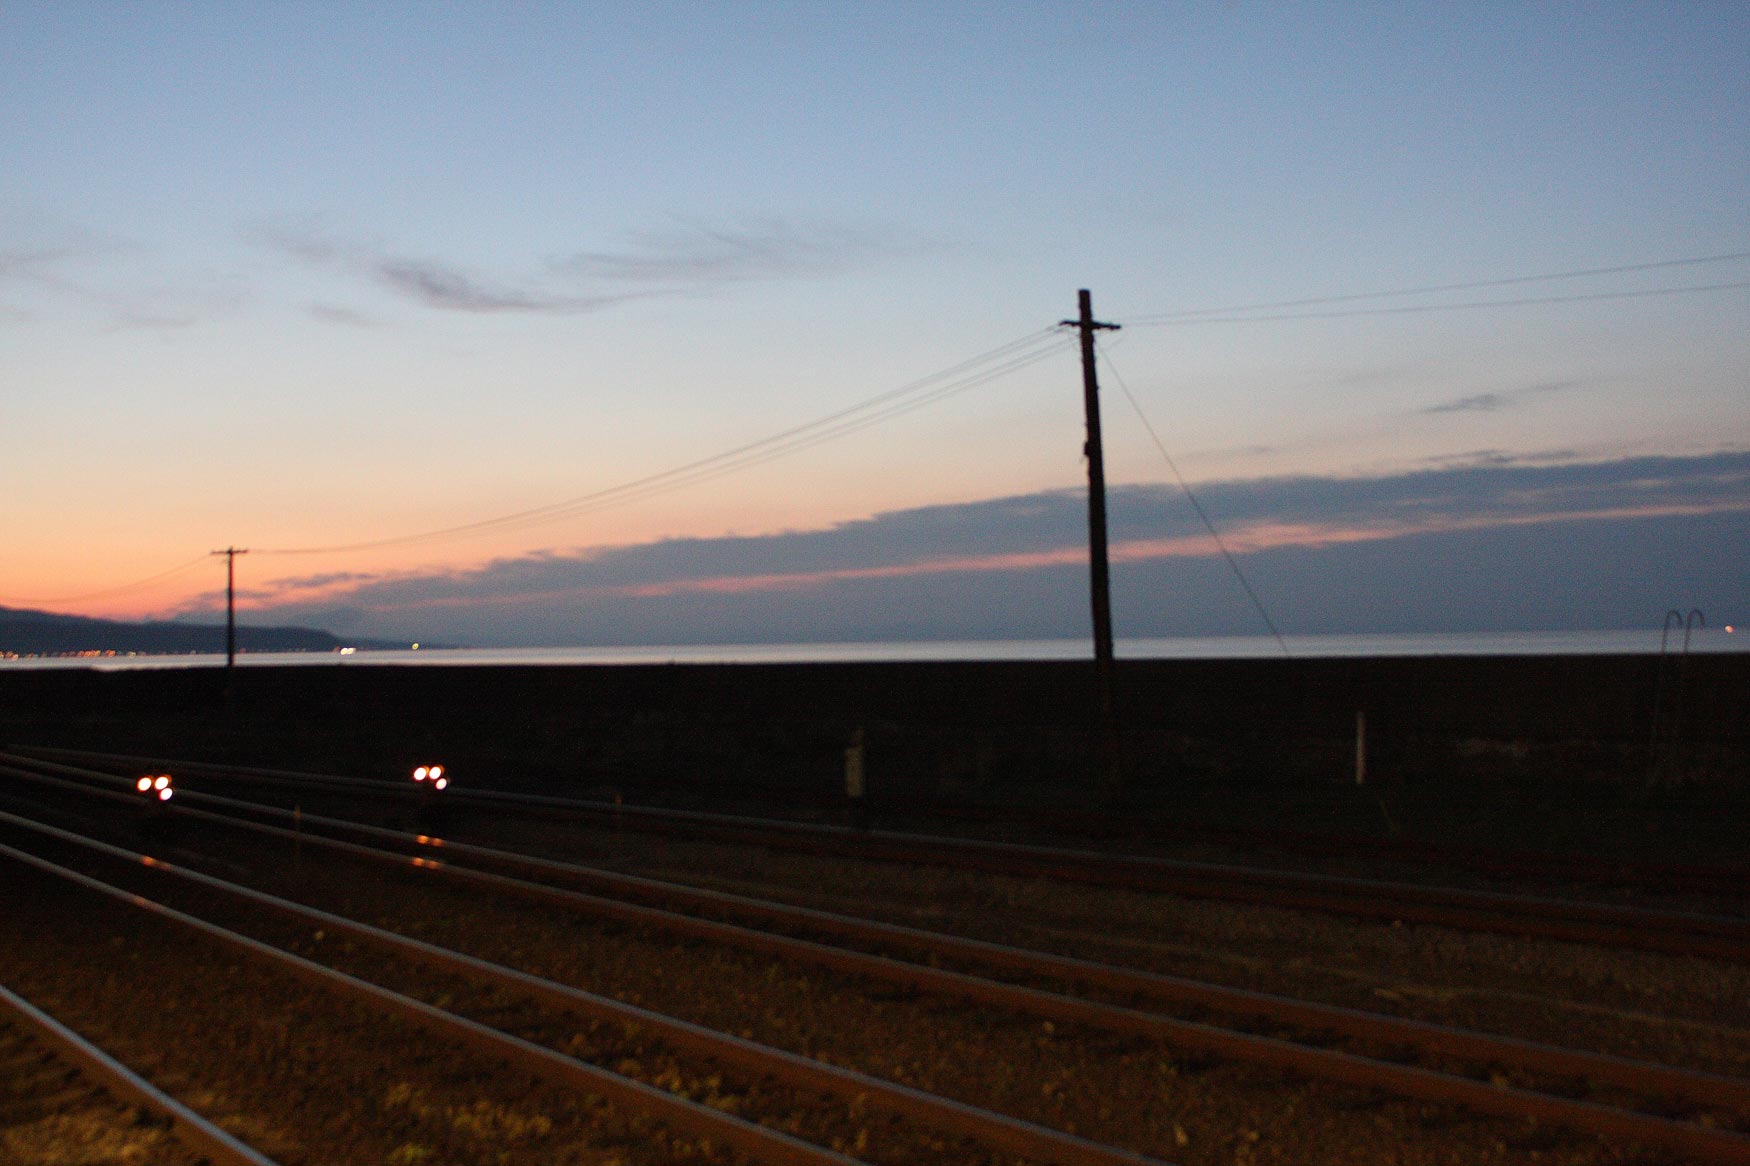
[1420,379,1580,416]
[255,216,914,319]
[307,302,377,327]
[237,450,1750,644]
[0,244,108,308]
[0,227,133,284]
[103,310,204,332]
[1424,392,1510,415]
[0,231,241,330]
[266,570,381,591]
[1148,451,1750,547]
[555,218,913,287]
[255,225,636,316]
[373,257,628,314]
[1417,448,1584,469]
[0,247,77,280]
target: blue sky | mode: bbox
[3,3,1746,644]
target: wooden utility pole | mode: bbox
[1061,289,1121,787]
[211,547,248,668]
[1065,289,1121,668]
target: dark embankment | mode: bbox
[2,654,1745,860]
[0,605,416,655]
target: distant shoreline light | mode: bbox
[5,629,1750,671]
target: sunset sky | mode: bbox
[4,4,1747,645]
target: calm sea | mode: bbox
[4,629,1744,672]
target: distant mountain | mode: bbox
[0,606,407,656]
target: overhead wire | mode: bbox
[459,337,1074,536]
[306,334,1076,550]
[1129,280,1750,326]
[9,331,1071,608]
[23,246,1744,607]
[1097,342,1291,657]
[252,326,1070,554]
[1103,248,1748,645]
[1127,249,1750,324]
[0,553,213,608]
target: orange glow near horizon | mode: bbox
[0,444,1025,621]
[12,496,1747,626]
[335,499,1748,617]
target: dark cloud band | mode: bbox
[224,450,1750,644]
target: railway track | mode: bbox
[5,756,1750,1162]
[0,980,276,1166]
[915,798,1750,901]
[11,745,1750,962]
[0,829,1144,1166]
[26,741,1750,906]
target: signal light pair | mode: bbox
[135,774,173,802]
[412,765,449,791]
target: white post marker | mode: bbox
[1355,709,1367,786]
[844,727,866,800]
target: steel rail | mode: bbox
[0,807,1167,1166]
[918,798,1750,898]
[75,765,1750,1117]
[6,766,1749,1162]
[18,745,1746,959]
[0,981,281,1166]
[321,813,1750,1114]
[0,842,870,1166]
[476,799,1750,953]
[26,739,1750,900]
[8,759,1750,1116]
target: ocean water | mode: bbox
[4,629,1745,672]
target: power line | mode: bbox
[363,336,1074,548]
[484,338,1072,533]
[1129,280,1750,327]
[1128,249,1750,324]
[1097,343,1291,657]
[0,553,212,608]
[9,330,1072,607]
[253,327,1071,555]
[25,251,1742,602]
[6,329,1071,609]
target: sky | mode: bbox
[3,2,1747,646]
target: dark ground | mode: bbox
[1,654,1745,864]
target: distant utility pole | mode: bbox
[1060,289,1121,787]
[211,547,249,668]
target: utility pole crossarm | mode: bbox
[1058,305,1121,334]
